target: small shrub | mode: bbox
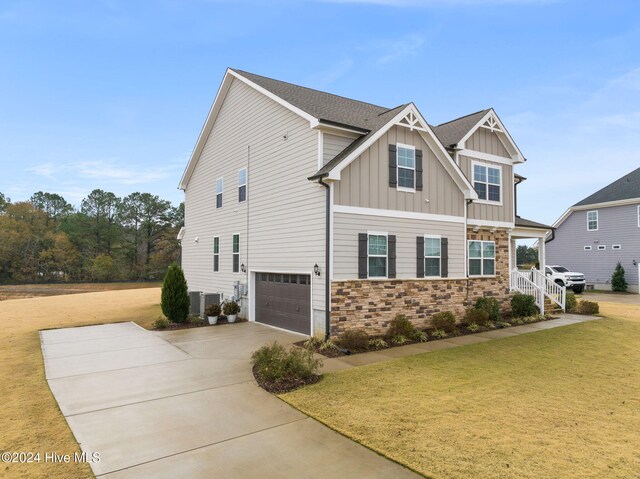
[386,314,416,339]
[223,300,240,316]
[204,303,221,317]
[161,265,190,323]
[304,336,323,350]
[412,330,428,342]
[511,293,538,318]
[431,311,457,333]
[467,323,480,333]
[188,315,205,326]
[153,318,170,330]
[368,338,388,350]
[319,340,339,352]
[484,321,496,329]
[431,329,448,339]
[391,335,407,345]
[251,341,322,384]
[510,317,523,325]
[475,297,501,322]
[336,330,370,352]
[577,301,600,315]
[611,261,628,292]
[462,308,489,326]
[565,291,577,313]
[496,321,511,329]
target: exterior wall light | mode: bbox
[313,264,320,276]
[241,263,246,273]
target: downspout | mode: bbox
[465,198,473,305]
[318,176,331,340]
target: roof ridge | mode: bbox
[377,103,409,116]
[435,108,491,127]
[230,68,391,112]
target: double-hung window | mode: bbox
[213,237,219,272]
[473,163,501,202]
[368,234,387,278]
[587,210,598,231]
[216,178,223,208]
[397,144,415,190]
[468,240,495,276]
[238,168,247,203]
[424,236,441,277]
[232,234,240,273]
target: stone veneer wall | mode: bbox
[330,228,510,336]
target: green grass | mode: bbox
[282,303,640,479]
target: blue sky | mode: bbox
[1,0,638,226]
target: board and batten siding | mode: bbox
[466,128,511,157]
[323,133,354,165]
[546,204,640,290]
[334,125,465,217]
[333,211,465,279]
[182,78,327,316]
[459,154,514,223]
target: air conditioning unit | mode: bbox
[188,291,202,316]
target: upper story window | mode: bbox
[216,178,223,208]
[473,162,501,203]
[397,144,415,190]
[213,236,219,272]
[424,236,441,277]
[468,240,495,276]
[587,210,598,231]
[368,234,388,278]
[238,168,247,203]
[232,234,240,273]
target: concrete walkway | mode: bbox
[321,314,600,373]
[41,322,420,479]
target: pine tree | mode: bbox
[611,261,628,292]
[161,265,189,323]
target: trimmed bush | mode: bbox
[223,300,240,316]
[511,293,538,318]
[431,311,457,333]
[153,318,169,330]
[475,297,501,322]
[336,330,370,352]
[611,262,628,292]
[205,303,221,317]
[251,341,322,384]
[412,331,428,342]
[462,307,489,326]
[391,335,408,345]
[565,291,577,313]
[577,301,600,315]
[386,314,416,339]
[161,265,190,323]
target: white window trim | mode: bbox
[468,240,496,277]
[583,245,592,251]
[396,143,416,192]
[637,205,640,227]
[612,244,622,250]
[216,177,223,209]
[424,234,441,278]
[597,244,606,251]
[471,160,502,206]
[238,167,247,203]
[213,236,220,272]
[367,231,388,279]
[232,233,240,273]
[587,210,598,231]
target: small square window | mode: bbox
[597,245,606,251]
[612,244,621,250]
[583,246,592,251]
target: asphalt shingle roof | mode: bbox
[431,109,490,148]
[573,166,640,207]
[515,216,553,230]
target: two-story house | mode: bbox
[179,68,553,337]
[546,167,640,293]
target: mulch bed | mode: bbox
[158,316,248,331]
[252,365,323,394]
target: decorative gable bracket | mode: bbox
[480,114,503,133]
[396,111,428,132]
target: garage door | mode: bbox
[255,273,311,335]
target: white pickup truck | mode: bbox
[544,265,586,294]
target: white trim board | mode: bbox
[467,218,514,228]
[334,204,465,224]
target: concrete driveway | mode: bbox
[41,321,421,478]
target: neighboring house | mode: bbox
[547,167,640,293]
[179,68,552,337]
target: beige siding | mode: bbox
[323,133,353,165]
[459,154,514,223]
[333,211,465,280]
[466,128,510,157]
[183,78,326,314]
[334,125,465,217]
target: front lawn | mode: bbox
[281,301,640,479]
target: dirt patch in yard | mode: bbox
[0,282,161,301]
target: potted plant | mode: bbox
[204,303,221,325]
[223,300,240,323]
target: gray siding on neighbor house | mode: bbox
[546,204,640,290]
[334,125,465,217]
[459,154,514,224]
[323,133,354,165]
[182,78,326,312]
[333,211,466,279]
[466,128,511,158]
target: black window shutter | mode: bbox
[388,235,396,278]
[389,144,397,188]
[441,237,449,278]
[415,149,423,191]
[416,236,425,278]
[358,233,368,279]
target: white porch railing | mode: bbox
[510,268,566,314]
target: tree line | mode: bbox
[0,190,183,283]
